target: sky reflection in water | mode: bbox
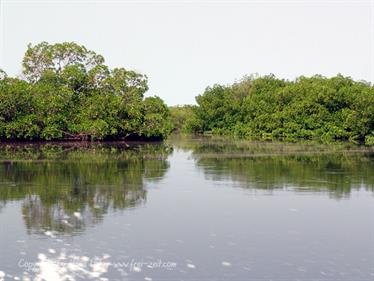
[0,137,373,280]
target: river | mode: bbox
[0,136,373,280]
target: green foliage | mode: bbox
[140,96,173,139]
[191,74,374,144]
[0,77,39,139]
[365,134,374,145]
[169,105,202,133]
[22,41,104,83]
[0,42,172,141]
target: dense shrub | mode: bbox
[169,105,202,133]
[190,74,374,144]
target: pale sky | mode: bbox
[0,0,373,105]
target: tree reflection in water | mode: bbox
[170,135,374,199]
[0,142,172,234]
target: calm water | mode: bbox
[0,136,373,281]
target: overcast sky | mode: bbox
[0,0,373,105]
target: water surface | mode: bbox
[0,137,373,280]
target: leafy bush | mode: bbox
[190,74,374,144]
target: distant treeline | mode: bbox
[2,43,373,144]
[171,75,374,144]
[0,42,173,141]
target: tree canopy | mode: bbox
[183,74,374,145]
[0,42,173,141]
[2,44,374,144]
